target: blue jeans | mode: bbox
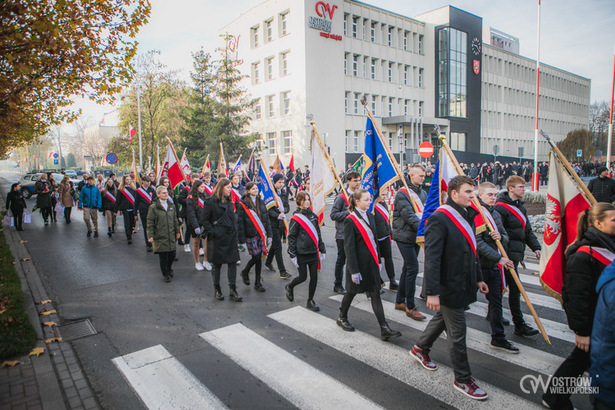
[395,241,420,308]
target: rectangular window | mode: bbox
[266,95,275,117]
[251,62,260,84]
[282,130,292,154]
[267,132,276,154]
[388,62,393,82]
[266,56,274,80]
[418,68,423,88]
[388,27,392,46]
[403,31,408,50]
[450,132,466,151]
[255,134,264,151]
[352,16,358,38]
[254,99,262,120]
[353,55,358,76]
[404,66,408,85]
[265,19,273,42]
[354,93,359,114]
[344,53,349,75]
[363,19,367,40]
[343,14,347,36]
[419,101,423,117]
[371,95,377,115]
[388,97,393,116]
[371,22,376,42]
[354,131,360,152]
[281,91,291,115]
[345,92,349,113]
[418,35,424,54]
[345,130,350,152]
[371,59,376,79]
[280,11,289,36]
[404,100,409,116]
[363,57,367,78]
[251,25,259,48]
[280,51,289,76]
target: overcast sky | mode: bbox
[75,0,615,123]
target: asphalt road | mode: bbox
[0,173,588,410]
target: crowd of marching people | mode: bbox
[5,163,615,408]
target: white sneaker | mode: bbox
[199,248,204,256]
[237,260,241,265]
[195,262,205,271]
[184,244,191,253]
[203,261,212,271]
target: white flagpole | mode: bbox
[532,0,542,191]
[606,42,615,173]
[137,91,143,170]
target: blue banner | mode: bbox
[416,158,441,241]
[257,164,276,209]
[360,117,399,212]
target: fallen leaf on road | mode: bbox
[28,347,45,357]
[35,300,52,305]
[18,240,28,243]
[44,337,62,344]
[20,258,30,261]
[43,321,57,327]
[39,309,57,316]
[1,361,20,367]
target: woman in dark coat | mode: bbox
[203,178,242,302]
[115,175,137,244]
[101,178,118,236]
[35,173,53,225]
[336,189,401,341]
[543,202,615,409]
[285,191,325,311]
[147,186,180,282]
[237,182,272,292]
[6,183,27,230]
[186,180,210,272]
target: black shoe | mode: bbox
[464,305,470,311]
[306,300,320,312]
[112,226,115,233]
[490,339,520,354]
[254,283,266,292]
[127,239,132,244]
[336,315,355,332]
[240,269,250,285]
[333,286,347,295]
[107,230,112,237]
[169,270,174,277]
[44,220,49,226]
[514,323,539,337]
[214,286,224,301]
[163,275,171,283]
[93,231,98,238]
[285,284,294,302]
[229,285,243,302]
[380,322,402,341]
[418,293,426,301]
[147,246,153,252]
[389,280,399,290]
[279,271,291,280]
[87,230,92,237]
[485,315,510,326]
[265,263,276,272]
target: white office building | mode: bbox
[220,0,590,170]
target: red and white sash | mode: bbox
[104,191,116,203]
[347,213,379,266]
[374,203,389,225]
[120,188,135,205]
[203,184,213,196]
[231,188,242,202]
[434,204,477,256]
[398,187,424,213]
[198,197,205,208]
[237,200,268,255]
[291,213,320,268]
[577,246,615,266]
[137,187,152,204]
[496,202,527,229]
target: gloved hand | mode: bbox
[319,252,326,262]
[351,273,362,284]
[278,213,285,220]
[267,237,272,246]
[291,257,299,268]
[194,227,201,235]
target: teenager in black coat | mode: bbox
[115,175,137,244]
[6,183,27,230]
[186,180,211,272]
[237,182,272,292]
[374,196,397,289]
[286,191,325,311]
[336,189,401,341]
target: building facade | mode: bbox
[220,0,590,170]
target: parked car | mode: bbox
[18,172,77,199]
[64,170,78,179]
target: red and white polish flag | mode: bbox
[539,150,592,302]
[129,125,136,143]
[160,144,184,189]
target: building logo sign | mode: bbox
[227,35,243,67]
[309,1,341,41]
[473,59,480,75]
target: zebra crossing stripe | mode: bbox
[330,295,562,375]
[200,323,385,410]
[112,344,227,409]
[269,307,541,410]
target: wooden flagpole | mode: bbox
[310,121,347,199]
[439,134,551,345]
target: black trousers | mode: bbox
[289,258,318,300]
[244,253,263,284]
[64,207,72,222]
[378,237,395,281]
[122,210,135,240]
[11,207,23,229]
[265,227,287,273]
[40,207,51,222]
[212,263,237,287]
[483,267,505,341]
[340,289,386,324]
[157,251,176,278]
[139,211,150,248]
[543,347,590,409]
[507,261,526,327]
[334,239,345,287]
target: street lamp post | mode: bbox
[137,91,143,170]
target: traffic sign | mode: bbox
[52,153,59,159]
[576,149,582,158]
[53,159,59,165]
[418,141,434,158]
[106,152,118,164]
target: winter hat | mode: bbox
[597,166,608,175]
[272,173,285,184]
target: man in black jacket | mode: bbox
[392,165,427,321]
[475,182,517,353]
[410,175,489,401]
[135,177,157,252]
[588,166,615,203]
[495,176,541,337]
[329,171,361,294]
[265,173,291,279]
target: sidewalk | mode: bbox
[0,193,100,410]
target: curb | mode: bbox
[1,186,100,410]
